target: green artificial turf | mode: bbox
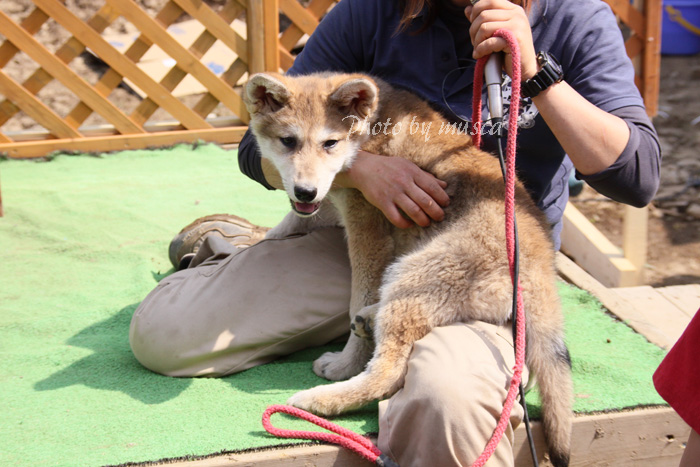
[0,144,666,466]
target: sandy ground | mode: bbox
[1,0,698,287]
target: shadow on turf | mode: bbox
[34,303,192,404]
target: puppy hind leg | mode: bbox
[289,297,433,416]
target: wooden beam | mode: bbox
[0,8,144,135]
[0,127,247,159]
[0,69,81,139]
[171,0,249,63]
[106,0,248,121]
[69,1,185,128]
[247,0,265,75]
[31,0,210,130]
[622,205,648,285]
[614,286,692,347]
[148,408,688,466]
[561,202,640,288]
[642,0,662,116]
[264,0,280,72]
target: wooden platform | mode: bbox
[155,253,697,467]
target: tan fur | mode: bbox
[244,72,573,467]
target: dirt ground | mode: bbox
[1,0,699,287]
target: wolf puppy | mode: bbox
[244,72,573,466]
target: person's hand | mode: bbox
[335,151,450,229]
[465,0,539,80]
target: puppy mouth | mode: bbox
[291,200,321,216]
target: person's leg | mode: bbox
[129,224,352,377]
[378,321,529,467]
[680,429,700,467]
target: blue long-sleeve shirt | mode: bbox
[238,0,661,247]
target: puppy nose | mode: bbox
[294,186,317,203]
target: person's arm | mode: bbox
[466,0,661,206]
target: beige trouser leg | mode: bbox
[378,322,529,467]
[130,225,352,377]
[130,222,527,465]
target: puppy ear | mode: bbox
[329,77,378,119]
[244,73,290,115]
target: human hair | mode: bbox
[396,0,531,34]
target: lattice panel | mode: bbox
[276,0,335,71]
[0,0,254,158]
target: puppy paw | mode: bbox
[313,350,366,381]
[287,386,341,416]
[350,314,373,340]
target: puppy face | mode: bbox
[244,73,378,216]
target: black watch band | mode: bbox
[521,51,564,99]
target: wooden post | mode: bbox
[643,0,662,117]
[246,0,265,75]
[623,205,648,285]
[263,0,280,72]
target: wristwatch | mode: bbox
[521,51,564,99]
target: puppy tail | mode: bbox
[526,321,573,467]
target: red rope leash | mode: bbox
[262,405,398,466]
[470,28,526,467]
[262,28,525,467]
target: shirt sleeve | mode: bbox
[575,106,661,207]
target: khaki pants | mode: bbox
[130,222,528,466]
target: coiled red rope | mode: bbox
[262,404,398,466]
[262,28,525,467]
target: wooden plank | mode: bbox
[147,408,688,467]
[192,59,248,119]
[2,115,244,142]
[278,0,333,55]
[0,7,49,68]
[247,0,265,75]
[622,205,648,285]
[0,69,81,139]
[22,4,122,130]
[561,202,640,288]
[95,1,186,127]
[655,284,700,319]
[556,252,672,349]
[279,47,295,71]
[134,0,245,123]
[280,0,320,37]
[604,0,646,35]
[0,7,51,125]
[642,0,662,116]
[614,286,692,347]
[264,0,280,72]
[0,9,144,135]
[31,0,210,131]
[0,127,247,159]
[65,1,174,128]
[106,0,248,120]
[172,0,248,62]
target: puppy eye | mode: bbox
[323,140,338,150]
[280,136,297,148]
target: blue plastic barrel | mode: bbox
[662,0,700,55]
